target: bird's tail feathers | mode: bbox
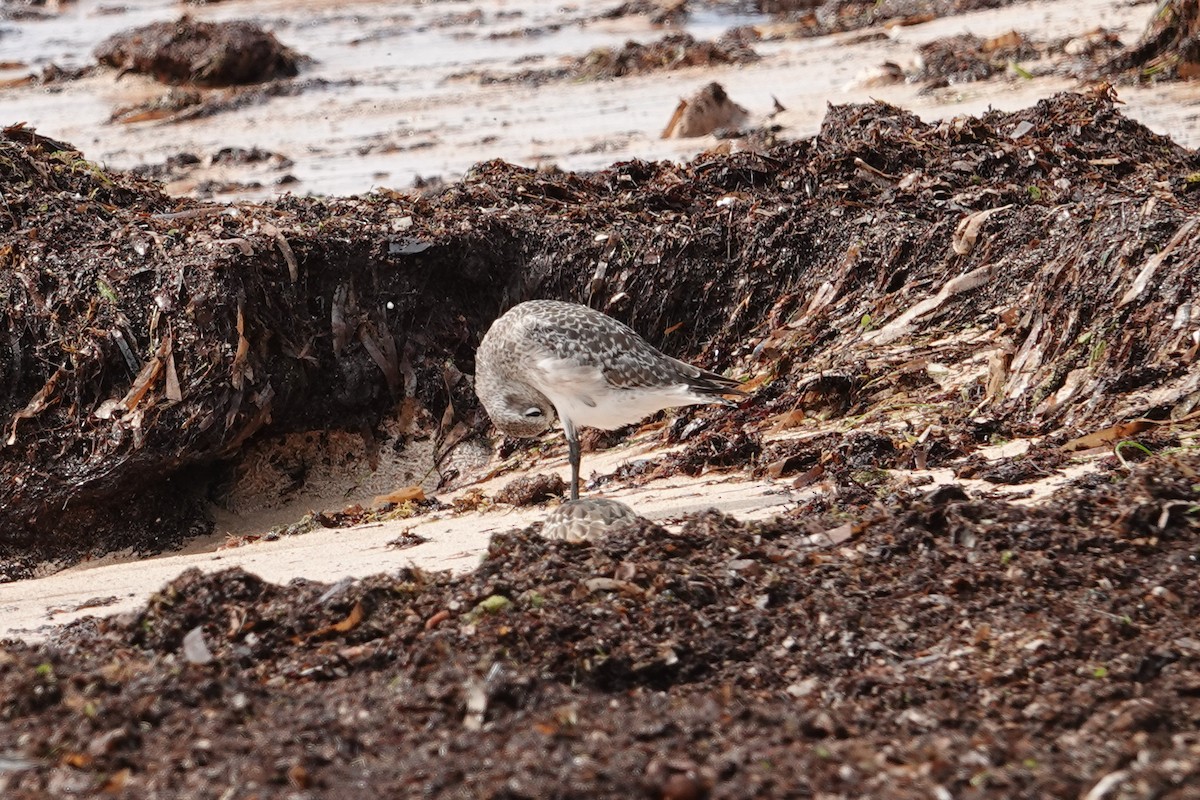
[680,361,748,402]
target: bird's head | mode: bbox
[479,384,556,439]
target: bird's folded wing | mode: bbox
[526,315,742,394]
[524,317,661,387]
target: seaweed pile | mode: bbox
[3,88,1199,572]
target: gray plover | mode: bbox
[475,300,744,500]
[542,497,640,543]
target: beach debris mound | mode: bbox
[1,455,1198,796]
[95,16,301,87]
[471,31,758,86]
[1102,0,1200,81]
[4,88,1200,576]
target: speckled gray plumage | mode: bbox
[475,299,745,499]
[476,300,741,412]
[542,497,640,543]
[513,302,713,391]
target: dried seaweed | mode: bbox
[3,88,1200,573]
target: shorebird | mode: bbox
[474,300,745,500]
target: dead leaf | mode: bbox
[952,205,1013,255]
[359,321,402,397]
[164,350,183,402]
[396,395,421,434]
[262,222,298,283]
[854,157,898,184]
[215,238,253,256]
[766,454,810,479]
[1061,420,1152,452]
[425,609,450,630]
[737,370,775,393]
[768,408,806,431]
[0,75,35,90]
[331,600,364,633]
[119,336,171,412]
[821,522,858,545]
[1180,60,1200,80]
[1118,217,1199,307]
[101,767,131,794]
[116,108,177,124]
[822,518,876,545]
[765,457,791,479]
[982,30,1024,52]
[583,577,646,597]
[307,600,365,640]
[1035,366,1090,415]
[984,344,1013,404]
[660,97,687,139]
[231,302,250,390]
[372,485,426,507]
[288,763,310,790]
[868,262,996,344]
[6,366,66,446]
[331,283,356,356]
[793,463,825,488]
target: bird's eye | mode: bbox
[523,408,543,418]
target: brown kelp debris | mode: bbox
[95,16,302,87]
[128,146,293,184]
[109,77,350,125]
[464,32,758,86]
[914,31,1043,86]
[739,89,1200,439]
[0,62,93,89]
[954,445,1070,484]
[579,31,758,76]
[597,0,689,26]
[4,88,1200,574]
[1102,0,1200,82]
[750,0,1026,40]
[0,0,62,21]
[2,456,1198,796]
[906,29,1124,90]
[108,87,204,124]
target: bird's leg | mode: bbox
[564,419,581,500]
[568,437,581,501]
